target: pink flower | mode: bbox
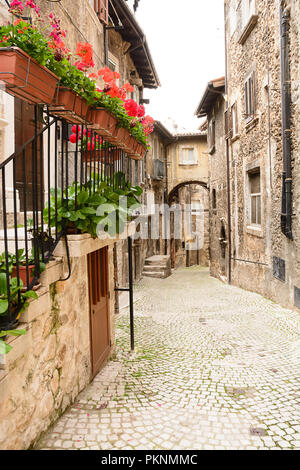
[137,105,145,118]
[9,0,24,15]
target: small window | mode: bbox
[208,119,216,152]
[94,0,109,25]
[180,147,197,165]
[244,71,256,121]
[248,169,261,226]
[231,102,238,137]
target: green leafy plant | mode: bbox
[0,273,38,317]
[43,173,142,238]
[0,329,26,355]
[0,249,46,278]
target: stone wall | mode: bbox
[223,0,300,310]
[207,97,228,280]
[0,236,116,450]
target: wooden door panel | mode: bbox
[88,247,110,378]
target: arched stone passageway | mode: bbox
[167,182,209,269]
[167,180,208,205]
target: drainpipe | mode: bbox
[223,2,232,284]
[280,2,293,240]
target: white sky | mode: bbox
[135,0,225,132]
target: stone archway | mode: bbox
[167,180,208,205]
[167,181,209,269]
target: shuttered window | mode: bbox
[94,0,109,25]
[245,71,256,121]
[248,170,261,226]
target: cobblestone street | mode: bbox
[36,267,300,450]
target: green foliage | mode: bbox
[94,93,148,147]
[0,248,46,278]
[0,21,97,105]
[0,328,26,355]
[0,273,38,318]
[44,173,142,238]
[0,21,149,146]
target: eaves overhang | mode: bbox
[195,77,225,118]
[109,0,161,89]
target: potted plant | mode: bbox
[0,273,38,330]
[0,249,46,288]
[44,173,143,238]
[87,107,118,138]
[0,0,60,105]
[0,45,59,105]
[69,127,120,163]
[49,87,88,123]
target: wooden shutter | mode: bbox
[224,108,232,139]
[95,0,109,25]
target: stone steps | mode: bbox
[142,255,171,279]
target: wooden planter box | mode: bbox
[49,87,88,123]
[82,148,121,164]
[107,127,129,149]
[0,47,59,104]
[87,107,118,138]
[126,140,146,160]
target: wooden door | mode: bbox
[88,247,111,378]
[14,98,43,211]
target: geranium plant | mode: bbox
[0,0,154,148]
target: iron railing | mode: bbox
[0,105,131,330]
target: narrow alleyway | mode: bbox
[36,267,300,450]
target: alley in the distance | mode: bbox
[36,267,300,450]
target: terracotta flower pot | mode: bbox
[123,134,137,154]
[12,264,35,288]
[82,148,121,163]
[87,108,118,138]
[107,127,130,149]
[0,47,59,104]
[49,87,88,123]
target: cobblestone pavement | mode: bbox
[36,267,300,450]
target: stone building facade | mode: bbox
[0,0,159,449]
[167,133,209,269]
[195,78,228,281]
[197,0,300,311]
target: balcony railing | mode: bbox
[0,106,131,331]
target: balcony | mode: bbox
[153,159,165,180]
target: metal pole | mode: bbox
[128,236,134,351]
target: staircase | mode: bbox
[142,255,171,279]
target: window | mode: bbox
[208,119,216,153]
[244,71,256,121]
[248,169,261,226]
[94,0,109,25]
[231,102,238,137]
[180,147,197,165]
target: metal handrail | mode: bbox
[0,105,131,331]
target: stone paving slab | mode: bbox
[36,267,300,450]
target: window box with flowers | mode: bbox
[0,1,154,158]
[49,87,88,124]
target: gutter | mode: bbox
[280,2,293,240]
[224,2,232,284]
